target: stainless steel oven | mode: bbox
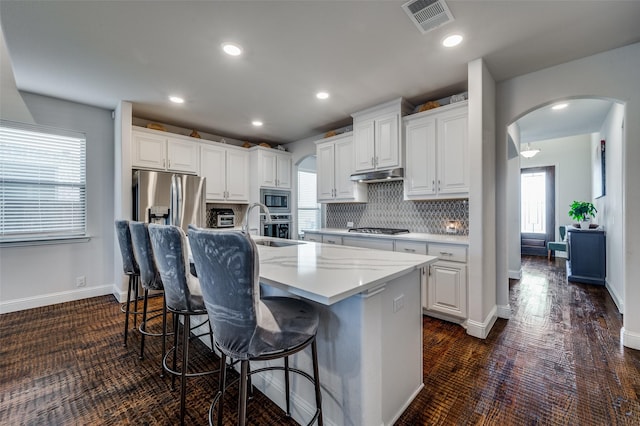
[260,189,290,214]
[261,214,291,239]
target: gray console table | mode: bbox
[566,226,606,285]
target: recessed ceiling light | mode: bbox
[316,91,330,100]
[442,34,463,48]
[252,120,263,127]
[552,103,568,110]
[169,96,184,104]
[222,43,243,56]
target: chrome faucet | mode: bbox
[243,202,272,234]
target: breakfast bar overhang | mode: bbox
[241,237,438,426]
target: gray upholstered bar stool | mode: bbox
[189,227,323,426]
[147,223,217,425]
[129,221,171,374]
[115,219,142,347]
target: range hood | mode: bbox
[350,168,404,183]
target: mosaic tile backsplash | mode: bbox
[326,181,469,235]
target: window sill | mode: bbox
[0,236,92,247]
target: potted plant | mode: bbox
[568,201,597,229]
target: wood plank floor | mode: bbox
[2,256,639,425]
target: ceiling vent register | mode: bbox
[402,0,454,34]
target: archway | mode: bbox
[504,96,625,319]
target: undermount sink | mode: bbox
[254,240,303,247]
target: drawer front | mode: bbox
[322,235,343,245]
[395,240,428,255]
[342,236,394,251]
[428,243,467,263]
[304,233,322,243]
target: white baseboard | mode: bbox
[605,280,624,314]
[497,304,511,319]
[508,269,522,280]
[621,327,640,350]
[466,305,498,339]
[0,284,114,314]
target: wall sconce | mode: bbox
[520,143,540,158]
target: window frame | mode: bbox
[0,120,88,245]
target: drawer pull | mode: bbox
[327,240,336,244]
[439,251,453,256]
[404,248,416,252]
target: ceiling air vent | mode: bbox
[402,0,454,34]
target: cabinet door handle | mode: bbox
[168,159,171,168]
[163,159,166,168]
[375,156,378,166]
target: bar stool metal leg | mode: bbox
[123,274,135,347]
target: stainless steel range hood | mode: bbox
[350,168,404,183]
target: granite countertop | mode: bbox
[252,236,436,305]
[303,228,469,245]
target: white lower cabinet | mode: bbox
[322,235,342,245]
[342,236,394,251]
[303,233,322,243]
[426,243,468,319]
[302,232,468,321]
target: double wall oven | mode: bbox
[260,189,291,239]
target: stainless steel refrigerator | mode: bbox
[132,170,206,232]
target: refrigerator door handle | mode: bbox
[171,175,182,227]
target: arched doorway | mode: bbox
[506,96,625,313]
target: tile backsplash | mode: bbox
[326,181,469,235]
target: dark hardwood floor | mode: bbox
[1,256,639,425]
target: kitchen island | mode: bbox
[246,236,437,426]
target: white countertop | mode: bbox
[252,236,437,305]
[303,228,469,245]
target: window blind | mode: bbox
[0,120,87,242]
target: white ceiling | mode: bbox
[1,1,640,144]
[517,98,616,145]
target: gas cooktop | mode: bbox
[348,227,410,235]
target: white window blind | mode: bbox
[0,120,87,243]
[297,170,320,233]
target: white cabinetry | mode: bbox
[303,233,322,243]
[316,133,367,203]
[322,235,342,245]
[200,143,249,203]
[252,147,292,189]
[351,98,413,173]
[404,102,469,200]
[342,236,394,251]
[132,127,199,174]
[426,243,467,319]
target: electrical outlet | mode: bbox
[76,276,86,287]
[393,294,405,313]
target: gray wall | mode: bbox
[0,92,115,313]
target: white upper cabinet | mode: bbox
[404,101,469,200]
[352,98,412,173]
[316,133,367,203]
[405,116,437,197]
[253,147,292,189]
[200,143,249,203]
[132,127,199,174]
